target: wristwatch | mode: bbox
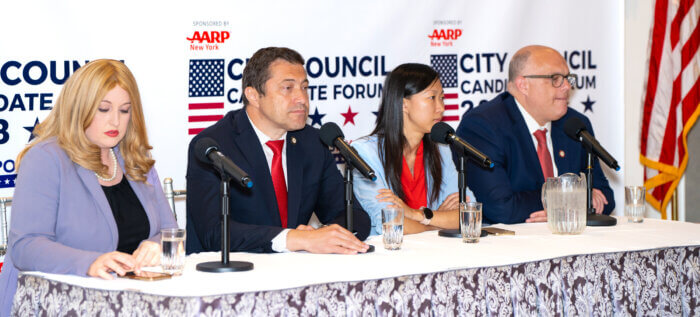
[420,207,433,225]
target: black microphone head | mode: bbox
[194,137,219,163]
[320,122,344,147]
[563,117,587,140]
[430,122,455,144]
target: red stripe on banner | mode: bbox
[670,0,693,48]
[188,115,223,122]
[641,0,670,156]
[444,93,458,99]
[445,104,458,110]
[188,128,205,135]
[189,102,224,110]
[441,116,459,121]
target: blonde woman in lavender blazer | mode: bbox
[0,60,178,316]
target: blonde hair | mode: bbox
[17,59,154,182]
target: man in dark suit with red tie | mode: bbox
[186,47,370,254]
[456,45,615,224]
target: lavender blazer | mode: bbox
[0,138,178,316]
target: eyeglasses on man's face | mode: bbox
[522,73,577,88]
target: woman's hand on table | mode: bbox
[437,192,461,211]
[376,189,422,221]
[132,240,161,273]
[87,251,136,280]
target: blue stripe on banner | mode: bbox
[0,174,17,188]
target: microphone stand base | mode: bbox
[438,228,461,237]
[361,244,375,253]
[586,213,617,226]
[196,261,254,273]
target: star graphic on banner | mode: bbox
[309,107,326,127]
[581,95,595,113]
[24,117,40,142]
[341,105,359,126]
[372,111,379,117]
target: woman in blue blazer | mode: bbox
[0,59,178,316]
[353,63,474,236]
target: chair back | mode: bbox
[163,178,186,221]
[0,197,11,271]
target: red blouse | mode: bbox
[401,140,428,209]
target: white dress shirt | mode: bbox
[513,99,559,177]
[245,110,291,252]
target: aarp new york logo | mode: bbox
[428,19,463,48]
[187,20,231,51]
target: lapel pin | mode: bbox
[559,150,565,158]
[291,137,297,144]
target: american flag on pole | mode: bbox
[430,54,460,122]
[188,59,226,135]
[641,0,700,217]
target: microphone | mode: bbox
[563,117,620,171]
[194,137,254,188]
[319,122,377,181]
[430,122,494,169]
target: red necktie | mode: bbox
[266,140,288,228]
[533,129,554,179]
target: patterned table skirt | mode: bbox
[13,246,700,316]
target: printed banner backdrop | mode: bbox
[0,1,624,232]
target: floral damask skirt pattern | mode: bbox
[12,246,700,316]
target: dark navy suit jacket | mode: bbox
[186,109,370,254]
[455,92,615,224]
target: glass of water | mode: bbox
[625,186,646,223]
[381,208,403,250]
[161,228,186,275]
[460,202,482,243]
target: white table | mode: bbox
[13,218,700,316]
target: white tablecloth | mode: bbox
[22,218,700,297]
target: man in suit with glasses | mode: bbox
[456,45,615,224]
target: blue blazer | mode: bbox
[352,135,474,236]
[185,109,370,254]
[455,92,615,224]
[0,139,177,317]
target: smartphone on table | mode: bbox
[120,271,172,281]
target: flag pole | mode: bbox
[671,189,678,221]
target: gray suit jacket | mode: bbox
[0,138,177,317]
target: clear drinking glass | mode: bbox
[625,186,646,223]
[381,208,404,250]
[161,228,186,275]
[460,202,482,243]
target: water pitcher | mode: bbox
[542,173,587,234]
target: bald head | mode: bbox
[508,45,564,82]
[507,45,572,126]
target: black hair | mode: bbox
[371,63,443,204]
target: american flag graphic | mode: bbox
[188,59,225,135]
[430,54,460,122]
